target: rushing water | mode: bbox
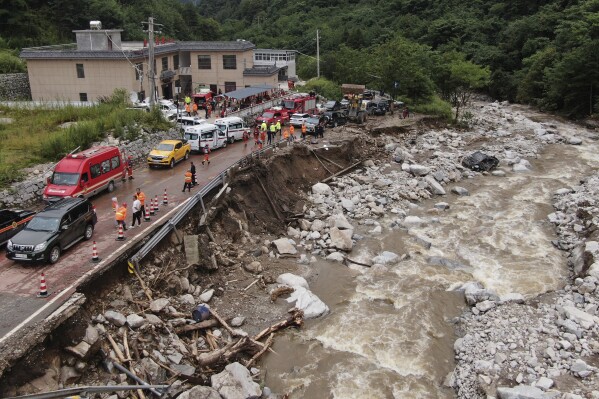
[262,136,599,398]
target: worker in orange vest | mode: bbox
[202,144,211,165]
[126,156,134,179]
[301,122,307,140]
[192,102,198,116]
[283,127,289,142]
[116,203,128,231]
[289,125,295,142]
[185,103,191,116]
[135,188,146,216]
[182,169,192,192]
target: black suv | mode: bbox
[7,198,97,264]
[323,111,348,127]
[367,100,389,116]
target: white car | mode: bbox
[289,113,311,127]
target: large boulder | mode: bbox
[272,238,297,255]
[211,362,262,399]
[462,151,499,172]
[286,286,329,318]
[329,227,353,251]
[104,311,126,327]
[312,183,332,195]
[496,385,546,399]
[277,273,309,290]
[327,213,354,231]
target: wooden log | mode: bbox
[175,319,219,334]
[206,226,216,243]
[245,333,274,368]
[254,309,304,341]
[133,267,153,301]
[107,332,127,363]
[309,149,333,175]
[322,161,363,183]
[314,152,344,169]
[197,337,260,367]
[257,178,283,221]
[344,257,372,268]
[209,307,246,337]
[243,278,260,291]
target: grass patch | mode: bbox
[0,89,171,188]
[410,94,453,121]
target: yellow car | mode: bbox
[147,139,191,168]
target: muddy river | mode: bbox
[262,121,599,398]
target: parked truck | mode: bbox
[341,84,368,124]
[281,93,317,115]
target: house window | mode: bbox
[161,57,168,71]
[198,55,211,69]
[76,64,85,78]
[174,55,179,70]
[79,93,88,102]
[223,55,236,69]
[135,63,143,81]
[224,82,236,93]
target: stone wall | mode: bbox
[0,73,31,101]
[0,128,182,209]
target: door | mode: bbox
[59,213,78,248]
[174,142,183,161]
[216,129,227,148]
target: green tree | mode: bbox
[438,51,490,121]
[300,77,342,100]
[0,51,26,73]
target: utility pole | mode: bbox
[142,17,161,107]
[316,29,320,78]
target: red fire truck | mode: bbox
[255,107,291,126]
[281,93,317,115]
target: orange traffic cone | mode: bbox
[163,188,168,205]
[116,224,125,241]
[144,206,151,221]
[91,241,101,262]
[37,273,50,298]
[153,195,160,212]
[149,199,155,216]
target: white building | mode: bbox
[253,49,297,81]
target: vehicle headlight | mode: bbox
[7,240,13,251]
[34,242,47,251]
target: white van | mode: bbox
[177,116,207,133]
[214,116,250,144]
[184,123,227,152]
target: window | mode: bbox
[231,123,242,130]
[79,93,88,102]
[174,55,179,70]
[198,55,211,69]
[223,55,236,69]
[135,63,143,81]
[175,142,182,150]
[80,173,89,183]
[110,156,120,170]
[90,164,101,179]
[101,160,110,173]
[161,57,168,71]
[76,64,85,78]
[224,82,236,93]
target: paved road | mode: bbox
[0,140,255,339]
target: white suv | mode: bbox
[289,113,311,127]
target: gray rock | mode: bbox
[424,175,446,195]
[568,137,583,145]
[272,238,297,255]
[171,364,196,377]
[326,252,345,262]
[149,298,169,313]
[410,164,430,176]
[230,317,245,327]
[83,325,100,345]
[145,313,162,325]
[199,289,215,303]
[167,352,183,365]
[434,202,450,210]
[244,261,263,274]
[329,227,353,251]
[179,294,196,306]
[211,362,262,399]
[312,183,332,195]
[534,377,554,390]
[59,366,81,385]
[177,385,221,399]
[310,219,326,232]
[476,300,496,313]
[451,186,469,196]
[65,341,92,359]
[126,314,146,329]
[104,311,127,327]
[327,213,354,231]
[497,385,545,399]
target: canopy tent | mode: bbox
[224,84,275,100]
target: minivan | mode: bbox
[7,198,97,264]
[214,116,250,144]
[177,116,207,133]
[184,123,228,152]
[43,146,124,201]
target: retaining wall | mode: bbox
[0,73,31,101]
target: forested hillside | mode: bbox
[1,0,598,118]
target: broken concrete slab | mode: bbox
[183,235,200,266]
[272,238,298,255]
[211,362,262,399]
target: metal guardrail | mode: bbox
[129,138,289,267]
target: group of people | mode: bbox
[251,119,323,149]
[112,187,147,231]
[182,158,207,193]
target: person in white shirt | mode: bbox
[131,194,142,228]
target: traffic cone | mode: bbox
[144,206,151,221]
[154,195,160,212]
[149,200,155,216]
[116,223,125,241]
[37,273,50,298]
[163,188,168,205]
[91,241,101,262]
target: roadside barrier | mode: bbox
[144,207,151,221]
[37,273,50,298]
[116,224,125,241]
[163,189,168,205]
[91,241,101,262]
[149,200,155,216]
[153,195,160,212]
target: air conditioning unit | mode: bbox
[90,21,102,30]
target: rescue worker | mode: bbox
[185,95,191,107]
[243,130,250,147]
[185,103,191,116]
[111,196,119,226]
[253,126,260,146]
[207,103,212,118]
[259,128,266,148]
[131,194,142,228]
[126,156,134,180]
[189,161,197,185]
[116,202,128,231]
[202,144,211,165]
[192,102,198,116]
[301,121,307,140]
[275,120,281,138]
[135,188,146,217]
[268,122,276,144]
[182,169,193,192]
[260,120,267,133]
[289,124,295,142]
[283,127,289,143]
